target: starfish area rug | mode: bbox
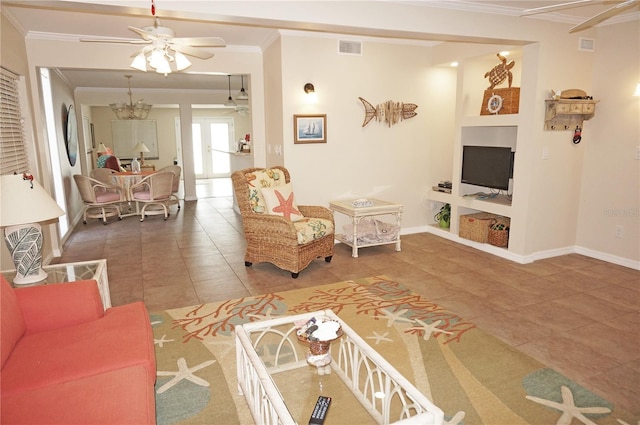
[150,276,636,425]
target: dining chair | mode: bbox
[128,171,174,221]
[73,174,125,225]
[90,168,117,187]
[159,165,181,210]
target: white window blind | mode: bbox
[0,67,29,175]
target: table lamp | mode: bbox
[132,141,150,166]
[0,173,65,284]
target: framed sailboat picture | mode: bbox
[294,114,327,144]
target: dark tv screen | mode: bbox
[461,146,513,191]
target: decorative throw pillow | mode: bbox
[246,168,284,213]
[261,182,305,221]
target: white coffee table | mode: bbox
[329,198,403,257]
[235,309,443,425]
[2,259,111,310]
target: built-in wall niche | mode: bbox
[111,120,158,160]
[459,125,517,196]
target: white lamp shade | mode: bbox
[155,58,172,74]
[97,143,109,153]
[132,141,151,153]
[634,83,640,97]
[0,174,64,227]
[131,53,147,72]
[174,52,192,71]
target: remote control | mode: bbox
[308,396,331,425]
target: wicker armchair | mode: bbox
[73,175,125,225]
[231,166,334,278]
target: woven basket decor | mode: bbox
[459,212,502,243]
[488,218,510,247]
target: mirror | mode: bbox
[64,104,78,166]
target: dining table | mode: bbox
[111,171,155,201]
[110,171,155,217]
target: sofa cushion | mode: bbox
[1,301,155,396]
[1,365,156,425]
[0,275,26,369]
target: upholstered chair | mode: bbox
[231,166,334,278]
[73,175,125,225]
[128,171,174,222]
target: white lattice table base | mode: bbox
[235,309,444,425]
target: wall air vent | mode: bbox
[578,37,595,52]
[338,40,362,55]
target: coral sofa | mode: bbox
[1,275,156,424]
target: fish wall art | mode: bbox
[358,97,418,128]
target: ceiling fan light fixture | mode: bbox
[154,56,172,75]
[131,53,147,72]
[174,52,192,71]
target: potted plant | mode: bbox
[434,203,451,229]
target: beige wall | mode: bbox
[279,35,456,232]
[577,20,640,264]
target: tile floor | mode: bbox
[55,186,639,416]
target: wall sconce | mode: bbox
[634,83,640,97]
[304,82,318,104]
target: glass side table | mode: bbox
[2,259,111,310]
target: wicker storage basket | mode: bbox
[459,212,501,243]
[488,217,511,247]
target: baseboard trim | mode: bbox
[419,226,639,270]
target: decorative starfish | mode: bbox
[526,385,611,425]
[366,331,393,345]
[270,189,301,220]
[445,411,466,425]
[408,319,453,341]
[154,334,174,348]
[156,357,216,394]
[378,308,415,327]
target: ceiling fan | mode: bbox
[522,0,639,33]
[81,0,225,73]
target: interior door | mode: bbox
[192,117,233,179]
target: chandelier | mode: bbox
[109,75,152,120]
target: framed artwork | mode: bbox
[294,114,326,144]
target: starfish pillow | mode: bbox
[261,183,305,221]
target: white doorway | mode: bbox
[192,117,234,179]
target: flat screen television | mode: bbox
[461,145,514,191]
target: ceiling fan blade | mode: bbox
[170,36,226,47]
[169,44,214,59]
[570,0,639,32]
[128,25,157,41]
[522,0,594,16]
[80,37,150,44]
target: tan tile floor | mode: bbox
[55,193,640,416]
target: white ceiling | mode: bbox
[2,0,638,92]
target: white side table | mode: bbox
[329,198,403,258]
[2,259,111,310]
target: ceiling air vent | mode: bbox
[338,40,362,55]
